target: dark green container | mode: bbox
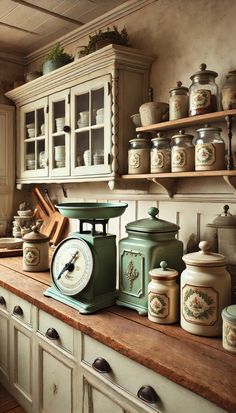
[117,207,184,315]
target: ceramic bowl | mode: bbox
[56,160,65,168]
[27,128,35,137]
[130,113,141,127]
[17,210,33,217]
[26,123,35,129]
[0,238,23,249]
[25,153,35,160]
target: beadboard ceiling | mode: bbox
[0,0,128,55]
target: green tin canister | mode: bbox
[222,305,236,353]
[117,207,184,315]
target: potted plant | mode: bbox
[78,26,129,57]
[42,43,74,75]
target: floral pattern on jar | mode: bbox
[182,284,218,325]
[149,292,169,318]
[24,246,40,266]
[129,152,140,169]
[172,149,186,167]
[190,89,211,110]
[224,322,236,349]
[195,143,215,166]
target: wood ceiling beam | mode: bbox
[11,0,84,26]
[0,21,38,35]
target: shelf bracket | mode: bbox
[148,178,177,198]
[223,175,236,195]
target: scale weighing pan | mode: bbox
[56,202,128,219]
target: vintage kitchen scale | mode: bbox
[44,202,127,313]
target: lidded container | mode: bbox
[150,133,171,173]
[194,125,225,171]
[148,261,179,324]
[128,135,150,174]
[171,129,195,172]
[221,71,236,110]
[22,225,49,272]
[117,207,184,315]
[189,63,218,116]
[169,81,189,120]
[181,241,231,337]
[222,304,236,353]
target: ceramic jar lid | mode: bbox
[182,241,227,267]
[207,205,236,228]
[169,81,189,95]
[149,261,178,280]
[22,225,49,243]
[222,304,236,323]
[126,207,180,233]
[190,63,218,80]
[171,129,194,140]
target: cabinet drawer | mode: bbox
[0,286,10,313]
[38,310,75,355]
[82,335,226,413]
[10,294,32,326]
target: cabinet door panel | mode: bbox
[13,327,32,396]
[0,314,9,379]
[91,387,124,413]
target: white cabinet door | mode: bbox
[0,312,10,381]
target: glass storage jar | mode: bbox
[128,136,150,174]
[169,81,189,120]
[148,261,179,324]
[194,126,225,171]
[150,133,171,173]
[189,63,218,116]
[171,129,195,172]
[221,71,236,110]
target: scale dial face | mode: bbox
[51,237,93,296]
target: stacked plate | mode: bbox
[26,123,35,138]
[55,145,65,168]
[25,153,35,170]
[93,152,104,165]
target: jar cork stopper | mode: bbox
[160,261,168,271]
[148,207,159,219]
[200,63,207,71]
[199,241,211,254]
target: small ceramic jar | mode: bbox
[222,304,236,353]
[193,126,225,171]
[181,241,231,337]
[22,225,50,272]
[150,133,171,173]
[128,136,150,174]
[189,63,218,116]
[221,71,236,110]
[148,261,179,324]
[171,129,195,172]
[169,81,189,120]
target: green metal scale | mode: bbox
[44,202,127,314]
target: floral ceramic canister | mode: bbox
[22,225,50,272]
[222,304,236,353]
[181,241,231,337]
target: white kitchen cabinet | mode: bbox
[6,45,153,186]
[0,287,10,384]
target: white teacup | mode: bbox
[55,117,65,132]
[54,145,65,161]
[83,149,92,166]
[78,111,89,126]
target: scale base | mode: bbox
[116,298,148,315]
[44,286,117,314]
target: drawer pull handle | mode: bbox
[92,357,112,373]
[0,296,6,306]
[46,328,59,340]
[137,385,159,404]
[63,125,70,133]
[13,305,23,316]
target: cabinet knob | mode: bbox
[45,327,59,340]
[92,357,112,373]
[13,305,23,316]
[63,125,70,133]
[137,385,159,404]
[0,296,6,306]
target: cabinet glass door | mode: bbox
[49,89,70,177]
[20,98,48,178]
[71,75,111,176]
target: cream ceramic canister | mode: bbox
[222,304,236,353]
[181,241,231,337]
[22,225,50,272]
[148,261,179,324]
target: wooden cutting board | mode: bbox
[33,187,68,245]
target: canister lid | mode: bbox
[196,125,222,133]
[149,261,178,280]
[22,225,50,243]
[182,241,227,266]
[171,129,194,140]
[126,207,179,233]
[207,205,236,228]
[190,63,218,80]
[169,81,189,94]
[222,305,236,323]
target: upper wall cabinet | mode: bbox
[5,45,154,188]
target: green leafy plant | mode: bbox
[79,26,130,57]
[44,42,73,64]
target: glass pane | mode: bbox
[25,111,35,139]
[76,93,89,128]
[91,87,104,126]
[37,140,46,169]
[53,135,66,169]
[75,131,89,166]
[53,100,65,133]
[91,129,104,165]
[25,141,35,170]
[37,108,45,136]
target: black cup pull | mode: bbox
[137,385,159,404]
[63,125,70,133]
[13,305,23,316]
[45,327,60,340]
[92,357,112,373]
[0,296,6,306]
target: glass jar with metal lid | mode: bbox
[222,304,236,353]
[171,129,195,172]
[148,260,179,324]
[128,135,150,174]
[189,63,218,116]
[193,125,225,171]
[169,81,189,120]
[150,133,171,173]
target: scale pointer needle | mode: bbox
[57,250,79,280]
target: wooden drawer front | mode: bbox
[38,310,74,354]
[82,335,226,413]
[0,286,10,313]
[10,294,32,326]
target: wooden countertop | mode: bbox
[0,257,235,412]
